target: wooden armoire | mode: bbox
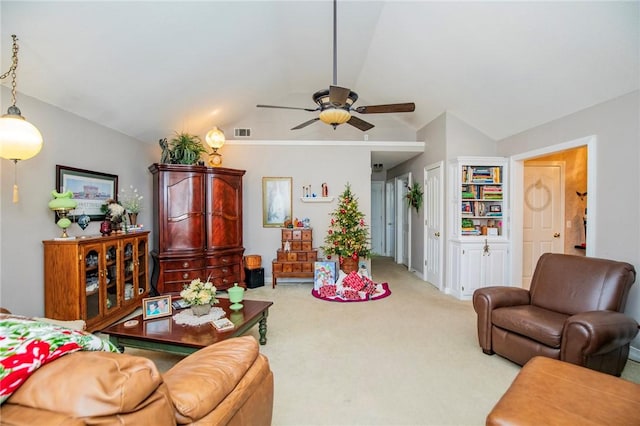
[149,164,246,294]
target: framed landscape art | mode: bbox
[56,165,118,220]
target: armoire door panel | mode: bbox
[206,172,243,250]
[163,173,206,253]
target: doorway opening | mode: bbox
[510,135,595,287]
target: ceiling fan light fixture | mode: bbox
[319,108,351,126]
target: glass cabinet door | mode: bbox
[136,237,148,296]
[104,241,119,313]
[123,240,135,303]
[82,245,101,322]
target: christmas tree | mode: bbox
[322,183,371,264]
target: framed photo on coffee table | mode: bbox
[142,295,172,320]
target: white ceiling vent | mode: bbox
[234,128,251,137]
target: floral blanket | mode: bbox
[0,314,119,404]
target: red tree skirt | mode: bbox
[312,282,391,302]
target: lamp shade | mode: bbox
[319,108,351,125]
[0,113,43,160]
[205,127,225,150]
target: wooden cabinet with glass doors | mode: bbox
[43,231,149,332]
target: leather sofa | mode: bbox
[0,335,274,425]
[473,253,637,376]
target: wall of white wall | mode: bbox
[220,140,374,283]
[389,112,498,279]
[0,87,156,316]
[497,90,640,358]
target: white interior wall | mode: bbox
[221,141,372,283]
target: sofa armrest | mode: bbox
[163,335,263,423]
[6,350,175,424]
[473,287,530,352]
[562,311,639,363]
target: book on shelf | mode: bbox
[211,317,235,331]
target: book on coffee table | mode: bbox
[211,318,235,331]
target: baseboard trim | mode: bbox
[629,345,640,362]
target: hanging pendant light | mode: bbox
[0,35,44,203]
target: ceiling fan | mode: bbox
[256,0,415,131]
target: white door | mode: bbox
[523,162,564,288]
[385,180,396,257]
[370,182,384,255]
[425,163,443,289]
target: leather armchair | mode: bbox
[473,253,638,376]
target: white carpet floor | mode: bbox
[129,256,640,426]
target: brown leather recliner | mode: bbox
[473,253,638,376]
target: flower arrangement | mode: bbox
[101,199,125,223]
[180,278,218,306]
[120,185,144,214]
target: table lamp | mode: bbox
[48,190,78,239]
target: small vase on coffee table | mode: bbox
[190,303,211,317]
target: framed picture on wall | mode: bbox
[262,177,292,227]
[56,165,118,221]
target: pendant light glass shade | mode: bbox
[0,108,43,160]
[205,126,225,150]
[0,35,44,203]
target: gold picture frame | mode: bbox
[142,295,172,320]
[262,177,292,227]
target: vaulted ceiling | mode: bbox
[1,1,638,167]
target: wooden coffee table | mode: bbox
[101,298,273,355]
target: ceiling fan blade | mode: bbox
[354,103,416,114]
[257,104,318,112]
[329,85,351,106]
[347,116,375,131]
[291,117,320,130]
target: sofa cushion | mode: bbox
[7,351,169,418]
[0,314,118,403]
[492,305,568,348]
[163,336,259,422]
[487,356,640,425]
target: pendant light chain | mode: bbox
[0,35,19,107]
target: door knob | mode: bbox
[553,233,560,238]
[435,232,440,237]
